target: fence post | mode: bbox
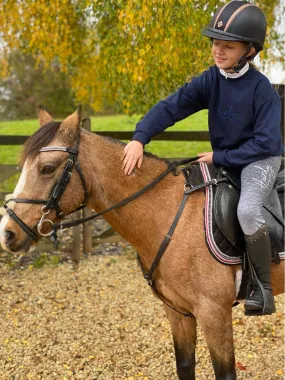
[71,210,82,264]
[82,118,93,256]
[274,84,285,144]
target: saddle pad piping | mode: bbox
[199,163,285,265]
[200,162,243,265]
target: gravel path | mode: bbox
[0,247,284,380]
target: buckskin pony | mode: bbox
[0,109,284,380]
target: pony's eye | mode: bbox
[40,165,56,175]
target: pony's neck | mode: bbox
[79,130,183,264]
[80,130,169,207]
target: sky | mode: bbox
[266,64,285,84]
[256,59,285,84]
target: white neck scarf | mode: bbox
[219,62,250,79]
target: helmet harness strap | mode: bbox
[232,42,255,73]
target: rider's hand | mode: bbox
[122,140,144,175]
[197,152,213,165]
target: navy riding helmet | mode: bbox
[202,1,267,72]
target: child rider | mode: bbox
[122,1,284,316]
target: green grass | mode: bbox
[0,110,210,163]
[0,111,208,135]
[0,111,211,193]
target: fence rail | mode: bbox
[0,131,210,145]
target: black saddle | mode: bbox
[213,158,284,263]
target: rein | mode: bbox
[53,157,198,232]
[4,134,228,318]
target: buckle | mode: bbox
[184,184,192,192]
[144,274,153,286]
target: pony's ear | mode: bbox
[59,107,81,136]
[38,106,54,127]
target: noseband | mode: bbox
[4,135,89,240]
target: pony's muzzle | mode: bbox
[5,229,17,247]
[2,228,25,253]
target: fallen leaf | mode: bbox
[236,362,247,370]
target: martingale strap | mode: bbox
[144,175,228,285]
[137,166,228,317]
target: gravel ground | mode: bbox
[0,245,284,380]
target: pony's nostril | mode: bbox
[5,230,16,244]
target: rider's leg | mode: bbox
[237,156,281,315]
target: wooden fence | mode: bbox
[0,84,284,258]
[0,128,211,257]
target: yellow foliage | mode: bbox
[0,0,283,114]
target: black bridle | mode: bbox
[4,135,88,240]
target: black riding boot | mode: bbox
[244,225,276,316]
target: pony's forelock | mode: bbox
[21,121,62,164]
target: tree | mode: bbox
[0,0,283,115]
[0,51,77,120]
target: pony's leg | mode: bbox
[198,305,236,380]
[164,306,197,380]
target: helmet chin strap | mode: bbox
[232,42,255,73]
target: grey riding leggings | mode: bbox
[237,156,281,236]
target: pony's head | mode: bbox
[0,108,88,253]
